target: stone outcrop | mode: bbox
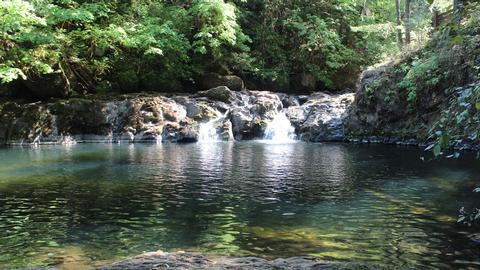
[287,93,354,142]
[0,89,355,145]
[343,10,480,148]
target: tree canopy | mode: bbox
[0,0,449,96]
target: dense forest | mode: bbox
[0,0,454,98]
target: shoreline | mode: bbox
[2,137,478,154]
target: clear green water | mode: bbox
[0,142,479,269]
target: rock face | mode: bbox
[0,89,355,145]
[287,93,354,142]
[344,15,480,145]
[95,251,382,270]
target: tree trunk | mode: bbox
[395,0,403,48]
[405,0,411,44]
[361,0,371,20]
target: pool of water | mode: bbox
[0,142,479,269]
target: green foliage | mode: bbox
[458,188,480,226]
[398,54,442,106]
[0,0,449,95]
[190,0,244,54]
[235,0,372,89]
[0,0,53,83]
[428,83,480,157]
[189,0,251,73]
[0,66,26,84]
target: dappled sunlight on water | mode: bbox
[0,143,479,269]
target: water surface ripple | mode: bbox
[0,143,479,269]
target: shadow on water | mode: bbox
[0,142,479,269]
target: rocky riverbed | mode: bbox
[0,87,354,145]
[94,251,381,270]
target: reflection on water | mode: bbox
[0,143,479,269]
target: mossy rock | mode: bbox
[199,73,245,91]
[199,86,235,103]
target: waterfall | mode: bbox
[198,113,226,142]
[198,120,220,142]
[263,112,296,143]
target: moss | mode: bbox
[347,4,480,145]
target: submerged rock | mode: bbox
[95,251,382,270]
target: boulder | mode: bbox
[249,91,283,119]
[184,101,218,122]
[199,86,235,103]
[162,121,198,143]
[0,102,55,144]
[0,90,357,145]
[199,73,245,91]
[277,93,300,108]
[0,80,31,99]
[229,108,254,140]
[292,93,354,142]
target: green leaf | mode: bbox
[433,144,442,157]
[0,66,26,83]
[450,35,463,46]
[439,135,450,148]
[144,47,163,56]
[475,102,480,111]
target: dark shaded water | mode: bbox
[0,142,479,269]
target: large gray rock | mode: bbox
[199,86,235,103]
[229,108,254,140]
[199,73,245,91]
[287,92,354,142]
[162,121,198,143]
[249,91,283,119]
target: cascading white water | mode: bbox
[198,112,227,142]
[263,112,296,143]
[198,120,220,142]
